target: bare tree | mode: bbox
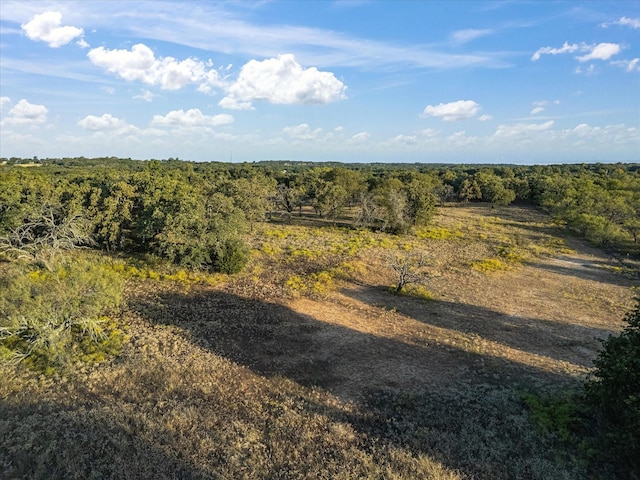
[387,250,430,293]
[0,205,94,270]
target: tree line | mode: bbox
[1,158,639,269]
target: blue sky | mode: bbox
[1,0,638,164]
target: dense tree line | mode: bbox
[1,158,639,264]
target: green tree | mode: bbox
[458,178,482,203]
[584,300,640,477]
[229,175,276,231]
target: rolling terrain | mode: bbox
[1,204,637,479]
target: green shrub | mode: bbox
[583,299,640,477]
[211,238,248,274]
[0,256,126,372]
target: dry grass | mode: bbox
[1,204,637,479]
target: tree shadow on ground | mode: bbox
[529,256,640,284]
[1,286,587,479]
[341,284,614,370]
[119,287,584,479]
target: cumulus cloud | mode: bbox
[531,42,579,61]
[87,43,222,91]
[447,131,478,147]
[389,134,419,146]
[602,16,640,29]
[494,120,554,138]
[217,96,255,111]
[151,109,234,127]
[134,90,155,102]
[0,97,11,109]
[21,11,84,48]
[77,114,139,135]
[282,123,323,140]
[350,131,370,143]
[1,99,48,126]
[576,43,621,62]
[421,100,481,122]
[532,42,621,63]
[478,114,493,121]
[530,100,547,115]
[220,54,347,109]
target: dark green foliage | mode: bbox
[211,238,249,274]
[3,158,639,256]
[524,392,583,443]
[583,300,640,477]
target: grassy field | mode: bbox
[1,204,637,479]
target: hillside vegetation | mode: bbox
[1,158,638,479]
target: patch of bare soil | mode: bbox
[268,205,637,401]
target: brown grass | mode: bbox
[1,204,636,479]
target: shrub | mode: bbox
[0,256,126,372]
[583,299,640,477]
[211,238,248,274]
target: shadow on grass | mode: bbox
[0,285,587,479]
[530,256,640,284]
[341,285,614,369]
[119,287,584,479]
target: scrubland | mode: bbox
[1,204,637,479]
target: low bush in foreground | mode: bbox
[526,300,640,479]
[0,255,127,373]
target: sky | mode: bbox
[0,0,639,164]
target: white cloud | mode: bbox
[421,100,481,122]
[87,43,222,91]
[603,17,640,29]
[217,96,255,111]
[1,99,48,126]
[77,114,138,134]
[151,109,234,127]
[576,43,621,62]
[450,29,493,44]
[420,128,440,137]
[21,11,84,48]
[447,131,478,147]
[389,134,418,146]
[611,58,640,72]
[0,97,11,109]
[220,54,347,109]
[530,100,547,115]
[478,114,493,121]
[494,121,554,138]
[532,42,621,63]
[350,131,370,143]
[134,90,155,102]
[575,64,598,75]
[532,42,579,61]
[282,123,323,140]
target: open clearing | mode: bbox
[1,205,637,479]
